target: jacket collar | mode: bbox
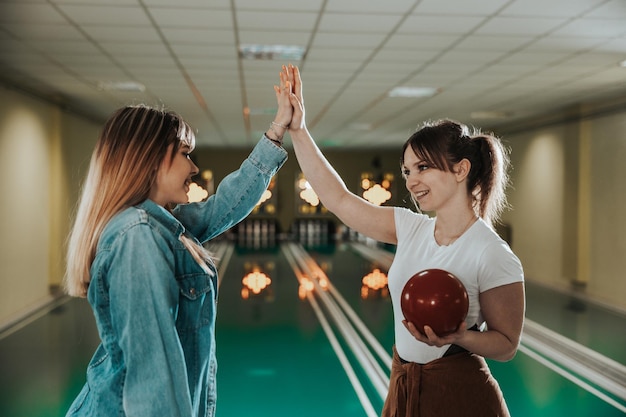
[136,199,186,237]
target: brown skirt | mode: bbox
[381,346,510,417]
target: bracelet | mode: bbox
[268,137,283,147]
[271,121,289,129]
[266,127,283,147]
[268,124,284,141]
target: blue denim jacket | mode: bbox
[67,137,287,417]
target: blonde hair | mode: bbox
[65,105,212,297]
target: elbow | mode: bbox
[493,341,520,362]
[494,349,517,362]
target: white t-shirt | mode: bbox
[388,207,524,364]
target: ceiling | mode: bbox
[1,0,626,148]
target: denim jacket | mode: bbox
[67,137,287,417]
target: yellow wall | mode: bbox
[503,107,626,310]
[588,113,626,308]
[0,86,99,324]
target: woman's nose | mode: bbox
[190,160,199,176]
[405,173,418,187]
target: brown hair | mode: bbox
[401,119,511,226]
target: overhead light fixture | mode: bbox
[239,44,306,61]
[470,111,513,120]
[388,86,439,98]
[97,81,145,92]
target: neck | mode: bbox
[434,212,477,246]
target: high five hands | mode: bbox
[275,64,306,135]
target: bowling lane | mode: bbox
[524,280,626,365]
[0,297,100,417]
[215,244,378,417]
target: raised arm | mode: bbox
[284,65,397,244]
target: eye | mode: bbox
[418,164,429,171]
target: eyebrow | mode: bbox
[405,158,425,167]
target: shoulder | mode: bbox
[472,220,516,254]
[393,206,430,224]
[98,206,163,252]
[393,207,433,238]
[471,220,524,286]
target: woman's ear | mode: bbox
[454,158,471,182]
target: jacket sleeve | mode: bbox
[173,136,287,243]
[108,223,193,416]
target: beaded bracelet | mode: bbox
[268,124,283,144]
[271,121,289,129]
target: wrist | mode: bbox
[265,128,283,148]
[271,120,289,136]
[267,121,287,143]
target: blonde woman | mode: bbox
[64,72,291,416]
[283,65,524,417]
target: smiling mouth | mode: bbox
[414,190,429,199]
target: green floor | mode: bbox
[1,241,625,416]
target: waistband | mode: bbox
[398,324,478,364]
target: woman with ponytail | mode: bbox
[64,70,290,416]
[283,64,524,416]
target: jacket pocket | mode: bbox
[176,273,216,331]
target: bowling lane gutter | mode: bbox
[350,242,626,412]
[281,243,379,417]
[206,240,235,288]
[287,243,391,386]
[521,320,626,412]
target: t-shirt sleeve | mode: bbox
[394,207,429,243]
[478,239,524,292]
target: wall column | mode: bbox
[576,118,591,285]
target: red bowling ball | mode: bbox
[400,268,469,337]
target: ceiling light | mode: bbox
[97,81,145,92]
[239,44,306,61]
[246,107,277,116]
[388,86,439,98]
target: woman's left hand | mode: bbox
[272,65,294,131]
[402,320,468,348]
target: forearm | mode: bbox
[175,137,286,241]
[289,127,351,213]
[458,327,520,362]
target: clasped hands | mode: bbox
[269,64,305,142]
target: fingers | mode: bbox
[288,92,302,107]
[403,320,452,347]
[292,65,302,99]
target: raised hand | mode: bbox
[269,65,294,141]
[285,64,305,132]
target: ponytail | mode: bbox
[469,134,510,226]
